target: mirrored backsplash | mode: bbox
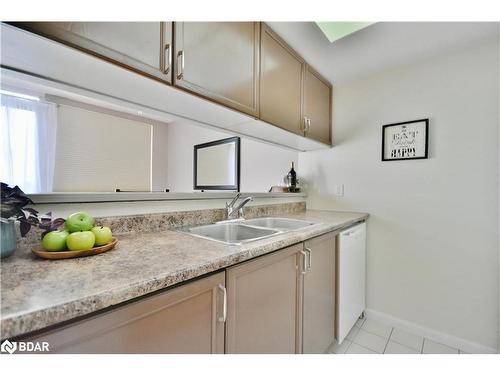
[1,89,299,195]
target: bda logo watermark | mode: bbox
[1,340,17,354]
[1,339,50,354]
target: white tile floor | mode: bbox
[330,316,461,354]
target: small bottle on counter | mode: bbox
[287,162,297,192]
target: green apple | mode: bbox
[42,230,69,252]
[66,231,95,251]
[91,226,113,246]
[65,212,94,233]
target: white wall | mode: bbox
[151,123,169,191]
[300,37,499,350]
[166,121,299,192]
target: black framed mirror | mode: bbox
[193,136,240,191]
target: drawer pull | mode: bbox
[300,250,308,274]
[304,247,312,271]
[218,284,227,323]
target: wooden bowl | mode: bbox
[32,237,118,260]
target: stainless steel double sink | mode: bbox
[179,217,315,245]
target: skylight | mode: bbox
[315,22,374,43]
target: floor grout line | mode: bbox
[344,339,353,354]
[389,340,423,353]
[349,341,379,354]
[341,318,462,354]
[388,329,425,353]
[382,327,394,354]
[351,330,390,354]
[358,325,393,340]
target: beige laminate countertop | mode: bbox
[0,210,368,339]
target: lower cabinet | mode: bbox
[225,243,303,353]
[26,231,339,354]
[30,272,226,354]
[225,231,336,354]
[302,232,336,353]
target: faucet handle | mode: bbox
[227,193,241,208]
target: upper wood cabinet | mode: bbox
[226,243,302,353]
[10,22,332,148]
[28,272,226,354]
[302,232,336,353]
[259,23,304,136]
[303,65,332,145]
[174,22,260,117]
[260,23,332,145]
[13,22,173,83]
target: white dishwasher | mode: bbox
[337,222,366,344]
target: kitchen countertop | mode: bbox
[0,210,368,339]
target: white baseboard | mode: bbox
[364,309,498,354]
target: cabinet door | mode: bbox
[302,232,336,353]
[260,23,304,135]
[14,22,172,82]
[303,65,332,145]
[29,272,225,353]
[226,244,302,353]
[174,22,260,117]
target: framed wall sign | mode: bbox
[382,119,429,161]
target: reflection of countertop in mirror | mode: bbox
[0,209,368,340]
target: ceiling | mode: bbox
[267,22,499,84]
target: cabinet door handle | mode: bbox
[176,50,184,80]
[301,117,306,133]
[163,43,171,75]
[218,284,227,323]
[305,118,311,134]
[300,250,308,274]
[304,247,312,271]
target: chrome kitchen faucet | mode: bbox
[226,193,254,220]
